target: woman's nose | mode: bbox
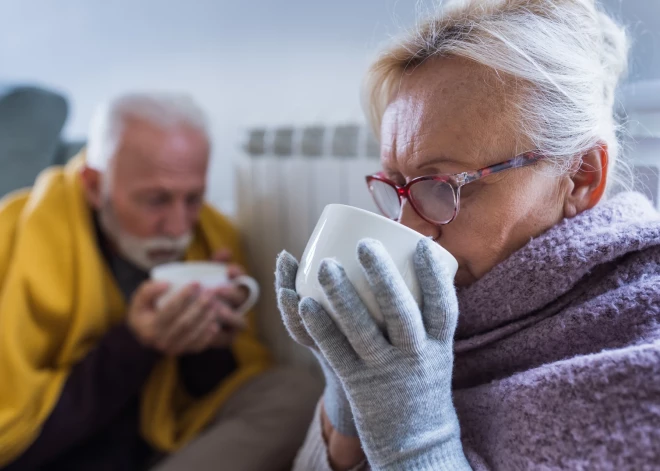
[398,200,441,240]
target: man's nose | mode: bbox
[163,202,190,238]
[398,200,441,240]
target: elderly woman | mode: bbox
[277,0,660,470]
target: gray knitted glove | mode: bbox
[298,238,471,471]
[275,251,358,436]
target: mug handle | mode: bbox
[232,275,260,316]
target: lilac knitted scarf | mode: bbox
[453,192,660,470]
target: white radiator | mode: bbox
[235,125,381,368]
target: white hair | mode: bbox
[364,0,630,190]
[87,92,209,172]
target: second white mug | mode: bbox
[151,261,260,316]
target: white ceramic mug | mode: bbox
[151,262,260,316]
[296,204,458,326]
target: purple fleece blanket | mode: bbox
[453,192,660,470]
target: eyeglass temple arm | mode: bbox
[458,152,543,186]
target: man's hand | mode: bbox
[209,248,250,348]
[127,281,222,356]
[126,280,170,349]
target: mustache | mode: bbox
[141,234,193,252]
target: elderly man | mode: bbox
[0,93,320,470]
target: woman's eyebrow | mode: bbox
[414,155,463,170]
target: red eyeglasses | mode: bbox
[366,151,544,225]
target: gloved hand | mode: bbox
[298,238,471,470]
[275,251,358,436]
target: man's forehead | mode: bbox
[111,120,209,176]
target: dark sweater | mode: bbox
[4,219,237,470]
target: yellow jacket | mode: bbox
[0,156,271,466]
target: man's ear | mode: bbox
[79,166,104,210]
[563,144,609,219]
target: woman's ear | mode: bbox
[563,144,609,219]
[79,166,104,210]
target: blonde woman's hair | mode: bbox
[364,0,630,187]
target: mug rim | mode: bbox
[151,261,229,282]
[324,203,427,241]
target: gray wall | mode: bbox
[601,0,660,81]
[1,0,658,209]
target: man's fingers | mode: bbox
[216,302,248,331]
[193,325,220,353]
[168,309,218,355]
[211,248,233,263]
[227,264,246,278]
[159,290,213,348]
[211,285,247,308]
[133,281,171,309]
[157,283,201,328]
